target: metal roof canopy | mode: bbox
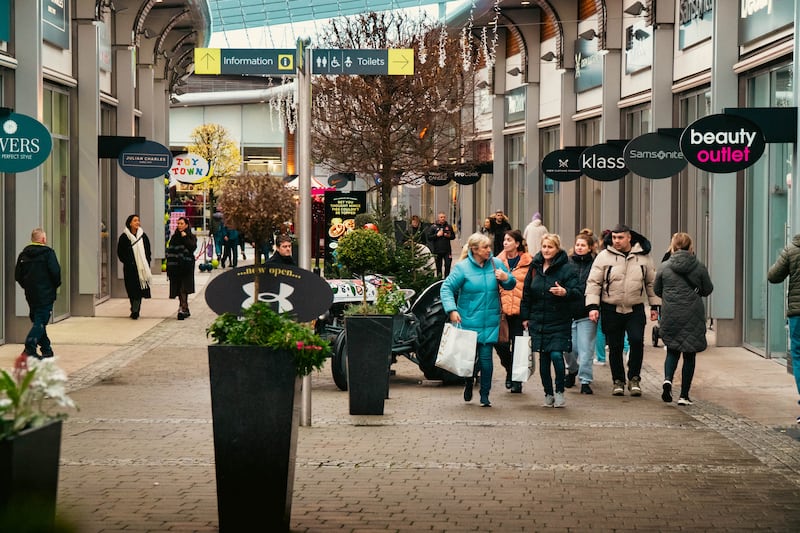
[209,0,449,33]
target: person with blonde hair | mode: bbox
[521,233,580,407]
[655,232,713,405]
[441,232,516,407]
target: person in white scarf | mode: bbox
[116,214,152,319]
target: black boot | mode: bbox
[463,378,473,402]
[565,372,577,388]
[510,382,523,393]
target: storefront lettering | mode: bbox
[0,137,41,153]
[741,0,772,18]
[580,153,625,169]
[680,0,713,25]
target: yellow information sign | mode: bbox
[388,49,414,76]
[194,48,221,75]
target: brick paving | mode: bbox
[21,271,799,532]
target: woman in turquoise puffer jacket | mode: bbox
[441,232,516,407]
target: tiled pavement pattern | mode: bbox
[3,260,799,532]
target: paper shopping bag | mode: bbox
[435,323,478,377]
[511,331,533,382]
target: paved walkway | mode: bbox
[3,257,800,532]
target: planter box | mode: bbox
[208,346,300,532]
[345,315,393,415]
[0,420,62,530]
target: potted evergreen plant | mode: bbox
[0,357,75,531]
[335,228,394,415]
[206,303,330,532]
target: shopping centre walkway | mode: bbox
[2,257,800,532]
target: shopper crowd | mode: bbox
[437,209,728,412]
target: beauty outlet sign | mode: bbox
[679,114,765,173]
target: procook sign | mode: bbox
[0,112,53,173]
[680,114,765,173]
[624,132,687,179]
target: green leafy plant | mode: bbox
[206,302,331,377]
[0,358,76,440]
[343,281,408,316]
[336,229,390,306]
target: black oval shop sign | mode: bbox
[425,173,451,187]
[541,147,584,182]
[680,114,765,173]
[205,264,334,322]
[580,142,628,182]
[118,140,173,179]
[624,132,687,179]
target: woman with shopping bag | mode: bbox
[495,230,534,393]
[520,234,579,408]
[441,232,516,407]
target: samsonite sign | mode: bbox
[624,132,687,179]
[680,114,765,173]
[0,112,53,173]
[580,142,628,181]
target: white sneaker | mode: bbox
[543,394,555,407]
[677,397,693,406]
[554,392,566,408]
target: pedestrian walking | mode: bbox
[767,233,800,423]
[655,232,714,406]
[166,216,197,320]
[489,209,511,256]
[221,224,239,268]
[426,212,456,278]
[117,214,152,320]
[441,232,516,407]
[585,224,660,397]
[564,231,598,394]
[495,230,534,394]
[523,212,548,255]
[14,228,62,359]
[520,234,579,408]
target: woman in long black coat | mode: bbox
[654,232,713,406]
[166,216,197,320]
[117,214,152,319]
[520,233,580,408]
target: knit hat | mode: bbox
[533,212,542,221]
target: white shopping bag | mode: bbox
[511,331,534,382]
[435,323,478,377]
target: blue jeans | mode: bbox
[25,304,53,356]
[539,351,566,395]
[788,316,800,397]
[476,342,494,401]
[565,318,597,384]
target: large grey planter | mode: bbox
[208,345,300,532]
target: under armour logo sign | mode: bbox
[241,282,295,313]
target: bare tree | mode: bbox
[217,172,296,299]
[311,11,475,230]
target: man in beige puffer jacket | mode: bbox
[586,224,661,397]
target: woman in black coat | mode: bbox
[166,217,197,320]
[520,233,580,408]
[654,232,714,406]
[117,214,152,319]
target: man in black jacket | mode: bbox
[266,234,296,265]
[426,212,456,278]
[15,228,62,359]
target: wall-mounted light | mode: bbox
[624,1,648,16]
[541,51,556,62]
[578,29,598,41]
[633,29,650,40]
[476,80,490,89]
[507,67,523,76]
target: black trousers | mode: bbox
[600,303,645,383]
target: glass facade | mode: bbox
[42,87,70,320]
[505,133,525,230]
[623,106,652,232]
[743,64,793,363]
[576,119,601,233]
